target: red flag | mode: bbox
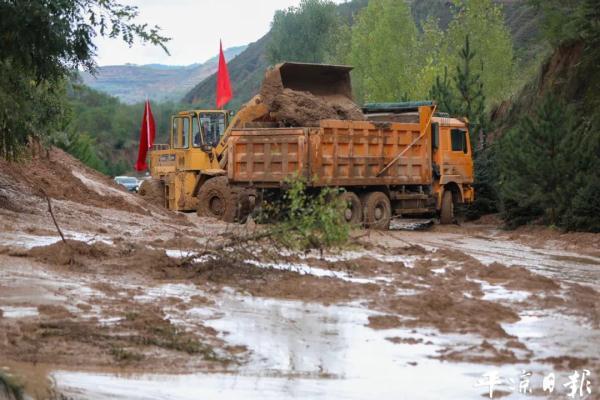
[135,99,156,171]
[216,40,233,108]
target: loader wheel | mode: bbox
[197,176,244,223]
[339,191,362,225]
[138,179,165,208]
[440,190,454,225]
[362,191,391,230]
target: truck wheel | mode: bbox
[440,190,454,224]
[197,176,240,223]
[339,191,362,225]
[362,192,391,230]
[138,179,165,208]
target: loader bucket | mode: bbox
[276,62,354,100]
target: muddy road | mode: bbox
[0,150,599,399]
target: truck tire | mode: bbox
[440,190,454,225]
[362,191,392,230]
[197,176,243,223]
[339,191,362,225]
[138,179,165,208]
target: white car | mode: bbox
[114,176,139,192]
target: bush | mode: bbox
[261,177,350,251]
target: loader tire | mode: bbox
[361,191,391,230]
[440,190,454,225]
[339,191,362,225]
[197,176,244,223]
[138,179,165,208]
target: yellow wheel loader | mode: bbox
[139,62,354,221]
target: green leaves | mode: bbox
[347,0,421,102]
[446,0,515,104]
[496,95,587,228]
[0,0,170,158]
[262,177,350,251]
[330,0,513,106]
[267,0,340,64]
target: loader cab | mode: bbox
[171,110,230,152]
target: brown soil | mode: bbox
[1,144,599,394]
[379,288,520,339]
[27,240,115,267]
[138,178,166,209]
[1,147,144,214]
[367,315,403,330]
[538,356,593,371]
[0,301,235,371]
[435,340,526,364]
[269,89,364,127]
[474,261,560,291]
[258,66,364,127]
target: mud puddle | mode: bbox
[51,285,598,400]
[390,229,600,288]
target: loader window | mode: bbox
[451,129,467,153]
[172,116,190,149]
[198,112,226,147]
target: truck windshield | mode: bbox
[198,112,225,147]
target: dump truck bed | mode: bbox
[227,119,433,188]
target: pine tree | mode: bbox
[454,35,486,149]
[497,96,578,227]
[428,66,457,114]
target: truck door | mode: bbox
[441,126,473,184]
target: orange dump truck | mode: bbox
[226,101,474,229]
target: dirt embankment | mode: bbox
[0,145,151,215]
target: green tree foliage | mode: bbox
[454,36,487,147]
[54,128,108,173]
[334,0,512,105]
[429,66,458,114]
[0,66,69,159]
[261,177,349,251]
[347,0,422,102]
[529,0,584,46]
[0,0,169,158]
[489,0,600,231]
[446,0,515,104]
[267,0,339,64]
[496,96,579,227]
[63,82,184,176]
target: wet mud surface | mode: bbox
[1,152,599,399]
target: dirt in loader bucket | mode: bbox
[258,62,365,127]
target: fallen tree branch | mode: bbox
[42,191,67,244]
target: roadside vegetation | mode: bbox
[259,178,350,251]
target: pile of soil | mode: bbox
[28,240,114,267]
[269,90,364,127]
[258,66,365,127]
[0,146,145,214]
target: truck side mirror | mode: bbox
[432,123,439,149]
[463,131,468,154]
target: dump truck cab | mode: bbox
[146,109,231,211]
[430,115,475,209]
